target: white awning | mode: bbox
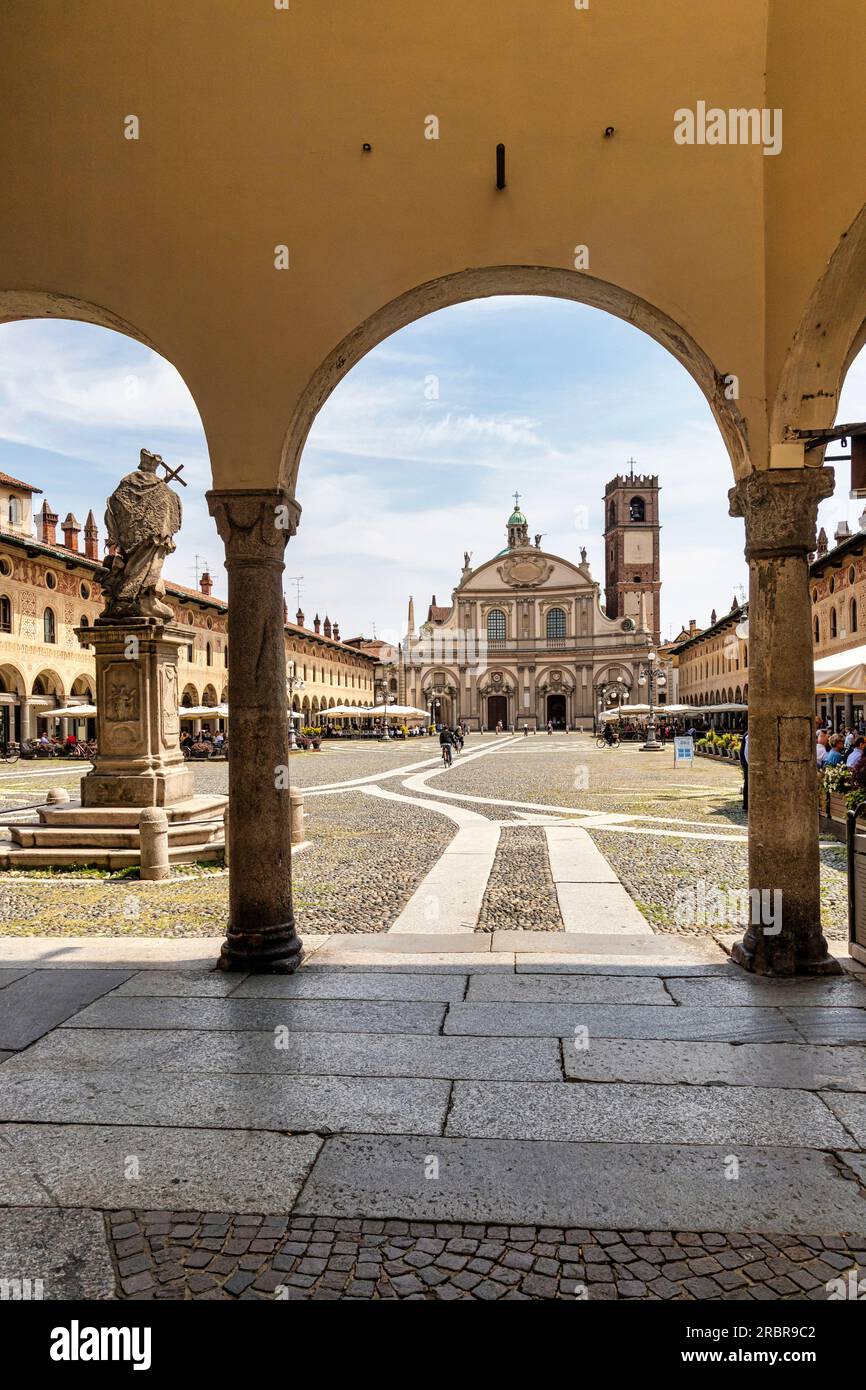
[815,643,866,694]
[46,703,97,718]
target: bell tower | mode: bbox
[603,461,661,643]
[506,492,529,549]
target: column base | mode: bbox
[730,933,843,978]
[216,923,304,974]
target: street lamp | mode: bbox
[638,650,667,752]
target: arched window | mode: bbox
[852,598,858,634]
[0,595,11,632]
[546,607,567,640]
[8,496,20,526]
[629,496,645,522]
[608,502,616,527]
[831,607,837,638]
[43,607,56,644]
[487,609,506,642]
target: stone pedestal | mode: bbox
[77,618,193,808]
[729,467,841,976]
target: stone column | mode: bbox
[207,488,303,973]
[19,700,32,742]
[729,467,839,975]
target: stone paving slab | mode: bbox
[557,883,653,935]
[545,826,619,882]
[2,1028,564,1082]
[0,937,231,967]
[0,968,134,1050]
[782,1008,866,1044]
[300,954,515,974]
[515,959,738,975]
[0,1207,116,1299]
[294,1135,866,1233]
[562,1038,866,1091]
[0,968,34,990]
[445,1081,854,1148]
[231,972,467,1002]
[465,974,671,1006]
[444,1002,802,1041]
[666,977,866,1009]
[491,931,726,960]
[60,995,448,1035]
[0,1124,323,1211]
[0,1069,452,1137]
[113,970,248,997]
[93,1208,866,1300]
[820,1092,866,1147]
[310,933,492,954]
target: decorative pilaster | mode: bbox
[728,467,839,975]
[207,487,303,973]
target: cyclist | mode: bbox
[439,726,454,767]
[603,721,617,747]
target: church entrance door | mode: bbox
[547,694,567,728]
[487,695,508,729]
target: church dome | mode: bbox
[508,507,526,526]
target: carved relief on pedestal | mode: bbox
[102,661,141,751]
[161,664,179,747]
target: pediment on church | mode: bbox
[459,549,594,593]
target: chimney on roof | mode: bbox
[200,569,213,597]
[313,613,321,634]
[83,510,98,560]
[816,526,828,558]
[333,622,340,641]
[296,607,305,627]
[689,618,697,635]
[323,615,332,638]
[835,519,852,545]
[61,512,80,552]
[39,500,58,546]
[710,608,717,625]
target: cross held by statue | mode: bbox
[150,453,187,488]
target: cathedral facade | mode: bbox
[403,478,661,731]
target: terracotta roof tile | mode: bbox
[0,470,42,494]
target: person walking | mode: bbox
[547,721,553,735]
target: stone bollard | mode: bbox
[289,786,305,845]
[223,804,229,867]
[139,807,170,880]
[46,786,70,805]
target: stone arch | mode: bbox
[181,684,199,707]
[771,202,866,445]
[71,673,94,699]
[0,663,26,696]
[202,684,219,706]
[281,266,751,489]
[31,669,64,701]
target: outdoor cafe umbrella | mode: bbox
[814,643,866,694]
[43,703,98,718]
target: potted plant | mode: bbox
[823,762,853,821]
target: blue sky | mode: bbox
[1,298,863,645]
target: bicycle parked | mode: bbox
[0,741,19,764]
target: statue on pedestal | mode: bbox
[99,449,183,620]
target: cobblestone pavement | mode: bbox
[0,736,849,938]
[477,827,562,932]
[105,1210,866,1300]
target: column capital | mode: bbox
[728,467,834,560]
[206,488,301,562]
